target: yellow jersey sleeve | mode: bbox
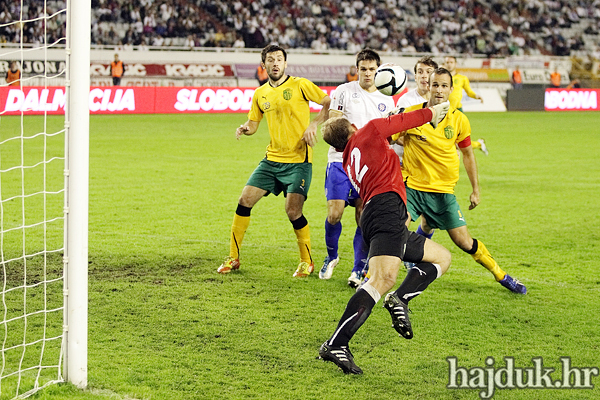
[461,75,477,99]
[449,74,477,109]
[247,77,327,163]
[402,106,471,194]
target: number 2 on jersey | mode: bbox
[350,148,369,183]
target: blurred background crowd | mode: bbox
[0,0,599,59]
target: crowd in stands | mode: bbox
[0,0,599,60]
[0,1,66,46]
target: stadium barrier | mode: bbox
[506,88,546,111]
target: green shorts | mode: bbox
[405,187,467,230]
[246,159,312,198]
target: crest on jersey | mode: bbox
[283,88,292,100]
[378,103,387,112]
[444,126,454,139]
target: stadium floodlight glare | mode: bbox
[0,0,90,397]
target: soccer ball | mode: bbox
[374,64,408,96]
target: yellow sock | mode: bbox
[472,140,481,150]
[230,214,250,259]
[294,224,312,264]
[471,240,506,281]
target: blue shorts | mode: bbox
[324,162,360,206]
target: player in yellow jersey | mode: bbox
[399,68,526,294]
[218,44,331,277]
[444,56,488,155]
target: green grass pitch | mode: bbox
[2,111,599,400]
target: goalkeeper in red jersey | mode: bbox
[317,99,451,374]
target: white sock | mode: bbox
[361,282,381,303]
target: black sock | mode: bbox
[290,214,308,230]
[235,204,252,217]
[394,262,439,304]
[328,289,376,347]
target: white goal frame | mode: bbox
[64,0,90,389]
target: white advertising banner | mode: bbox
[461,88,507,112]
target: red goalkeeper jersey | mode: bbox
[342,109,432,204]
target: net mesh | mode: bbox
[0,1,67,398]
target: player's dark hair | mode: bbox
[261,44,287,63]
[431,67,453,86]
[322,117,353,150]
[414,55,438,73]
[356,49,381,67]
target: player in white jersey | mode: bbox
[397,56,438,109]
[319,49,396,288]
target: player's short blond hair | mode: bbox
[322,117,353,150]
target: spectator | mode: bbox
[511,66,523,89]
[5,60,20,86]
[255,64,268,86]
[184,35,195,49]
[5,0,598,58]
[345,65,358,82]
[110,53,125,86]
[550,68,561,88]
[566,79,581,89]
[232,35,245,49]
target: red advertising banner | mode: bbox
[88,87,156,114]
[0,86,406,115]
[1,87,66,115]
[0,87,157,115]
[544,88,599,111]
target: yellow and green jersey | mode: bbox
[401,103,472,194]
[248,76,327,163]
[449,73,477,109]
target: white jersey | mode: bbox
[327,81,395,163]
[396,87,428,109]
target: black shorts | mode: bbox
[360,192,426,263]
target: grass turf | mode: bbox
[1,111,598,399]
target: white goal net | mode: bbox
[0,0,89,398]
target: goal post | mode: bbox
[0,0,90,396]
[64,0,90,389]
